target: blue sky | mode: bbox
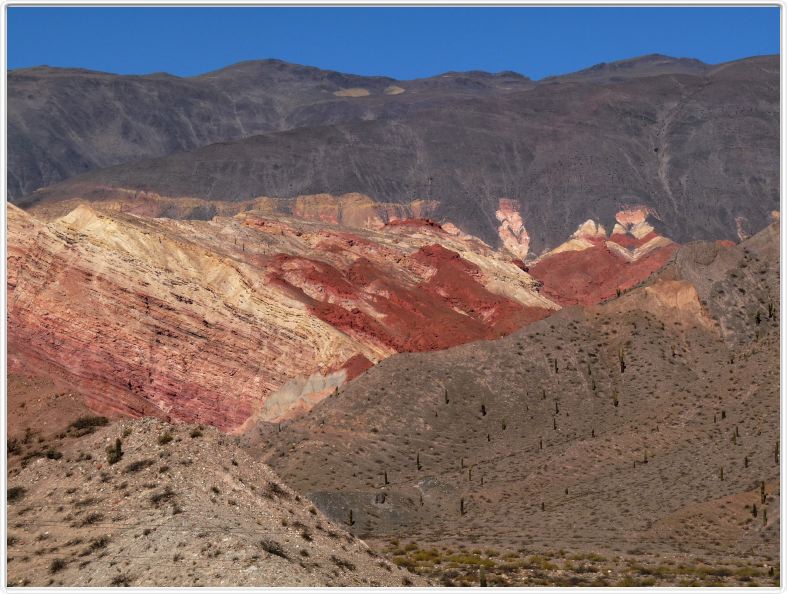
[7,7,780,80]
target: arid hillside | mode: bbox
[6,417,426,587]
[253,223,779,585]
[7,199,673,430]
[15,55,778,252]
[5,46,780,589]
[8,60,532,200]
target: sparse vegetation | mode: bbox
[49,558,67,574]
[7,486,26,502]
[260,539,288,559]
[69,416,109,431]
[106,438,123,465]
[124,458,155,473]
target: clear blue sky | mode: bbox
[7,6,780,80]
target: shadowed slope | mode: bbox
[8,60,532,200]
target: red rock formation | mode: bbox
[529,242,677,306]
[339,354,374,381]
[528,211,678,306]
[270,243,550,353]
[8,200,680,430]
[7,204,555,429]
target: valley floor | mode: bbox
[370,539,779,587]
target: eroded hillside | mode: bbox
[254,223,779,585]
[6,417,425,587]
[8,200,673,429]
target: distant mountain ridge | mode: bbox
[8,58,535,200]
[14,54,779,253]
[9,53,763,202]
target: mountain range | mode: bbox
[10,54,779,253]
[6,52,781,586]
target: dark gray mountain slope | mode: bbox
[7,60,532,199]
[18,55,778,253]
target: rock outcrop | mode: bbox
[495,199,530,259]
[8,199,690,430]
[7,204,556,429]
[528,210,678,306]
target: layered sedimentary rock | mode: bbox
[9,197,689,430]
[495,199,531,259]
[25,187,438,229]
[8,205,370,429]
[528,209,678,306]
[8,204,556,429]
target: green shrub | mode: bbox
[106,438,123,465]
[49,558,67,574]
[7,486,26,502]
[69,416,109,431]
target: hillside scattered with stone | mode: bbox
[6,417,427,587]
[251,223,779,586]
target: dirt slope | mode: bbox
[257,224,779,578]
[6,418,427,587]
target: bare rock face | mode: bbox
[495,198,530,259]
[528,210,678,306]
[7,204,366,429]
[8,198,691,430]
[7,204,560,429]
